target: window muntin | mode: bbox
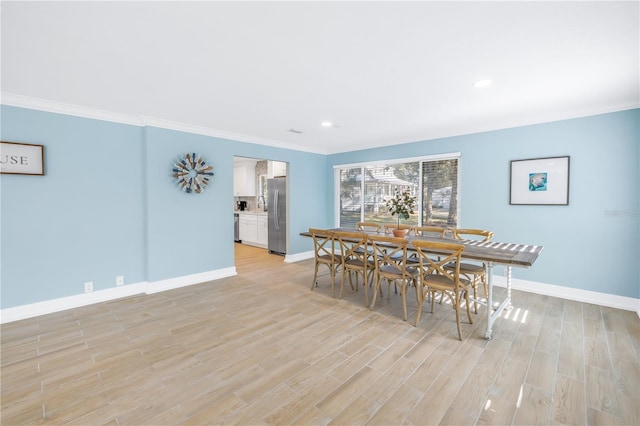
[362,162,420,226]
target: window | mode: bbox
[338,167,362,229]
[422,158,459,226]
[335,153,460,228]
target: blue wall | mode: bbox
[1,105,329,308]
[328,109,640,299]
[1,105,638,309]
[1,108,146,306]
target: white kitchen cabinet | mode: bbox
[234,162,256,196]
[239,213,258,244]
[239,213,268,248]
[268,161,287,178]
[257,215,268,246]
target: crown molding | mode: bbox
[1,92,325,154]
[139,115,325,154]
[1,92,145,126]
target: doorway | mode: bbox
[233,156,288,268]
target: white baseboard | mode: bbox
[285,251,314,263]
[492,275,640,317]
[2,264,637,324]
[146,267,236,294]
[286,251,638,315]
[0,281,149,324]
[0,267,238,324]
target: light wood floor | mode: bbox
[1,243,639,425]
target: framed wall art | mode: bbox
[0,141,45,175]
[510,156,570,205]
[172,152,214,194]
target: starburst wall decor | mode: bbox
[173,153,214,194]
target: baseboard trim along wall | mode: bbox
[1,260,638,324]
[491,275,640,316]
[146,267,237,294]
[267,250,640,316]
[284,252,312,263]
[0,267,237,324]
[0,281,149,324]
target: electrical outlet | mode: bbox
[116,275,124,286]
[84,281,94,293]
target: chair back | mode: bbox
[357,222,381,233]
[413,226,448,238]
[412,240,465,284]
[383,224,415,235]
[309,228,335,261]
[334,231,369,267]
[452,228,493,242]
[411,240,471,340]
[368,235,409,278]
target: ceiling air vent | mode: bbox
[287,128,303,134]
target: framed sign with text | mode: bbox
[0,141,45,175]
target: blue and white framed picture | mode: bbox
[510,156,570,205]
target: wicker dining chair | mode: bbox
[357,222,382,233]
[355,222,380,259]
[409,226,449,266]
[412,240,473,341]
[368,235,418,321]
[413,226,448,238]
[309,228,342,297]
[334,231,374,305]
[445,228,494,313]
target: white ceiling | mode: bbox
[2,1,638,154]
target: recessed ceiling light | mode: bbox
[321,121,333,127]
[473,79,492,88]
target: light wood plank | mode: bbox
[0,242,638,425]
[367,383,423,425]
[526,350,557,393]
[512,384,553,426]
[552,375,586,425]
[585,365,621,417]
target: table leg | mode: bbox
[506,265,513,310]
[484,262,494,340]
[484,263,513,340]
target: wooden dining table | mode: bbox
[301,228,544,340]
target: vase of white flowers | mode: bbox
[385,189,416,237]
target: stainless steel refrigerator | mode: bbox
[267,177,286,255]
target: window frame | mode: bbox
[333,152,461,227]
